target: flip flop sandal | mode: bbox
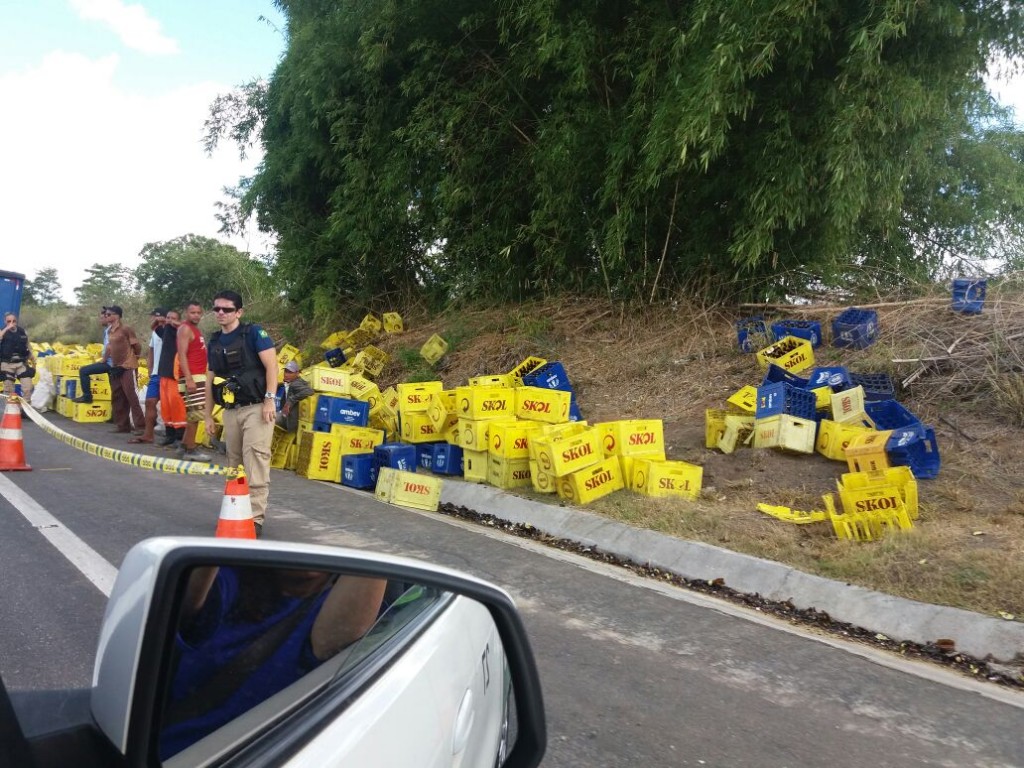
[128,437,153,444]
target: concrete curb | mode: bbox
[441,480,1024,665]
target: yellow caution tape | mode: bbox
[19,400,235,477]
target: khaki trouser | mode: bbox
[221,402,275,525]
[1,361,33,400]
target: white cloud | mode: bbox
[0,51,269,302]
[70,0,179,56]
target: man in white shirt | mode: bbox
[130,307,168,444]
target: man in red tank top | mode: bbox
[176,301,211,461]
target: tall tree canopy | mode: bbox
[213,0,1024,310]
[74,263,136,308]
[134,234,271,311]
[23,267,62,306]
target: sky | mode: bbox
[0,3,1022,304]
[0,0,286,302]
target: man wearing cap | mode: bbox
[73,307,115,404]
[104,305,145,434]
[275,361,314,432]
[129,307,169,444]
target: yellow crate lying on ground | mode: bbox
[374,467,442,511]
[752,415,817,454]
[528,421,590,461]
[597,419,665,459]
[717,413,754,454]
[489,420,541,460]
[401,412,442,444]
[329,425,385,455]
[631,458,702,500]
[831,386,873,426]
[455,385,515,420]
[755,335,815,374]
[469,373,514,388]
[398,382,444,415]
[824,492,913,542]
[838,466,919,520]
[488,456,532,489]
[360,313,383,334]
[844,430,893,473]
[726,386,758,414]
[303,366,350,395]
[271,428,297,469]
[757,504,827,524]
[353,345,388,378]
[298,394,321,424]
[348,375,380,405]
[463,450,489,483]
[816,419,875,461]
[705,409,728,449]
[426,391,457,431]
[296,431,342,482]
[529,460,558,493]
[382,312,403,334]
[420,334,449,364]
[72,401,111,423]
[320,330,349,350]
[278,344,301,366]
[557,456,624,505]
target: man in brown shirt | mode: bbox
[104,305,145,434]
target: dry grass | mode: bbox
[369,290,1024,620]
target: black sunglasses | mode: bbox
[212,306,238,314]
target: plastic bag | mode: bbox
[30,369,55,412]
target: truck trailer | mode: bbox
[0,271,25,318]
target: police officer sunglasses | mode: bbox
[212,306,238,314]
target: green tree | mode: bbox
[74,263,136,308]
[134,234,271,311]
[211,0,1024,308]
[23,267,62,306]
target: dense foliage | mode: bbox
[23,268,62,307]
[211,0,1024,312]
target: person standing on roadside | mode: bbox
[0,312,35,401]
[158,310,187,448]
[104,305,145,435]
[74,308,114,404]
[203,291,277,538]
[176,301,211,461]
[130,307,169,444]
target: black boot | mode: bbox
[158,427,182,446]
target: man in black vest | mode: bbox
[0,313,35,402]
[203,290,278,538]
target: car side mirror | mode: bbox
[89,538,546,768]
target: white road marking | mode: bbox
[0,474,117,596]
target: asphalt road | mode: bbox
[2,416,1023,767]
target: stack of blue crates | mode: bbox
[342,454,377,489]
[431,444,463,476]
[770,319,822,349]
[755,382,818,420]
[951,278,986,314]
[831,308,879,349]
[736,316,772,353]
[522,361,583,421]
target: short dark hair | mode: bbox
[186,300,203,309]
[213,290,243,310]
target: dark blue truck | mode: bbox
[0,270,25,317]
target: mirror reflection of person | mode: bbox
[160,566,386,759]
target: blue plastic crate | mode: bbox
[312,420,332,433]
[416,444,435,471]
[569,397,583,422]
[316,395,369,426]
[373,443,418,472]
[831,308,879,349]
[431,444,463,476]
[951,278,986,314]
[887,426,940,479]
[761,364,809,388]
[523,361,573,392]
[848,372,896,402]
[64,379,77,399]
[324,347,346,367]
[865,400,925,437]
[755,382,818,420]
[342,454,377,489]
[770,319,823,349]
[804,366,852,391]
[736,316,773,353]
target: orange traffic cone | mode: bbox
[0,396,31,471]
[215,467,256,539]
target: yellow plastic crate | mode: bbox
[320,330,349,350]
[398,382,444,415]
[631,458,702,500]
[455,385,515,421]
[816,419,875,461]
[726,386,758,414]
[755,335,815,374]
[296,432,342,482]
[329,425,385,455]
[303,366,351,395]
[469,373,514,388]
[533,427,602,477]
[529,460,558,493]
[400,411,442,444]
[420,334,449,365]
[72,401,111,423]
[460,417,510,452]
[507,356,547,387]
[757,504,827,524]
[353,345,388,378]
[597,419,665,458]
[271,428,297,469]
[489,421,541,459]
[845,430,893,473]
[824,492,913,542]
[838,467,919,520]
[487,456,532,489]
[515,386,571,424]
[348,375,380,404]
[556,456,625,505]
[463,450,489,483]
[751,415,817,454]
[382,312,404,334]
[810,386,832,411]
[278,344,301,366]
[426,391,457,430]
[360,313,382,334]
[717,413,754,454]
[830,386,874,426]
[298,394,321,424]
[705,409,728,449]
[374,467,441,511]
